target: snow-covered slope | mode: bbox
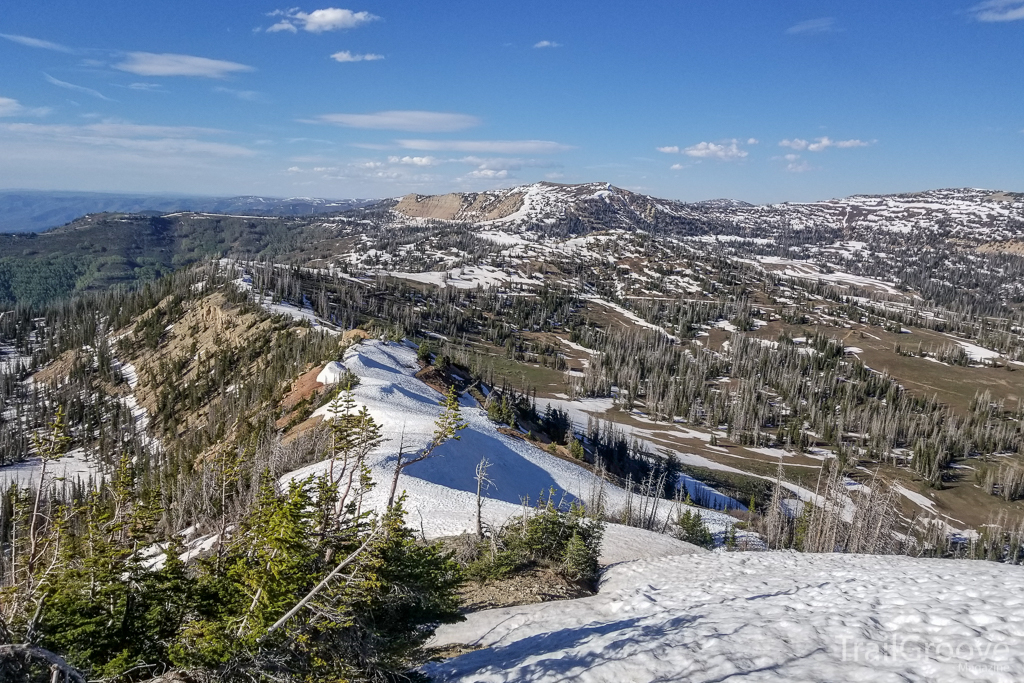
[426,551,1024,682]
[282,340,728,560]
[389,183,1024,242]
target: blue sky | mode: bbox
[0,1,1021,203]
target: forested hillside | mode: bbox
[0,191,375,234]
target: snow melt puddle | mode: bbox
[426,552,1024,682]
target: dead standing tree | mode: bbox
[475,457,494,539]
[386,386,467,509]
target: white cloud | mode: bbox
[396,139,571,153]
[466,168,509,179]
[683,140,748,160]
[330,50,384,62]
[114,52,254,78]
[387,155,438,166]
[0,98,25,117]
[267,8,379,33]
[267,21,299,33]
[0,97,49,118]
[44,73,112,101]
[971,0,1024,21]
[533,40,561,48]
[127,82,164,91]
[670,163,684,170]
[786,18,837,35]
[0,33,75,52]
[659,139,752,160]
[315,110,479,132]
[780,136,870,152]
[783,154,813,173]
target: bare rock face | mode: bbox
[393,191,525,222]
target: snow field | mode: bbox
[425,552,1024,682]
[0,448,102,489]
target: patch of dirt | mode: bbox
[422,642,486,662]
[119,291,278,422]
[32,349,77,387]
[281,414,325,445]
[280,365,325,413]
[496,426,527,441]
[458,566,595,613]
[343,328,369,343]
[978,240,1024,256]
[415,361,477,397]
[415,364,450,395]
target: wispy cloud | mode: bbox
[785,18,837,35]
[783,153,813,172]
[396,139,572,154]
[0,121,254,157]
[314,110,480,132]
[0,98,24,117]
[0,96,49,117]
[330,50,384,62]
[44,73,112,101]
[0,33,75,53]
[213,86,264,101]
[970,0,1024,21]
[114,52,254,78]
[533,40,561,48]
[779,136,870,151]
[659,139,750,161]
[458,156,544,171]
[125,82,166,92]
[266,7,379,33]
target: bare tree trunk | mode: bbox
[262,529,379,639]
[0,644,86,683]
[475,457,493,539]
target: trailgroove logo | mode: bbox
[837,635,1013,673]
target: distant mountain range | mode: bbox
[392,182,1024,238]
[0,191,378,233]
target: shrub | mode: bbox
[465,493,604,585]
[675,509,715,549]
